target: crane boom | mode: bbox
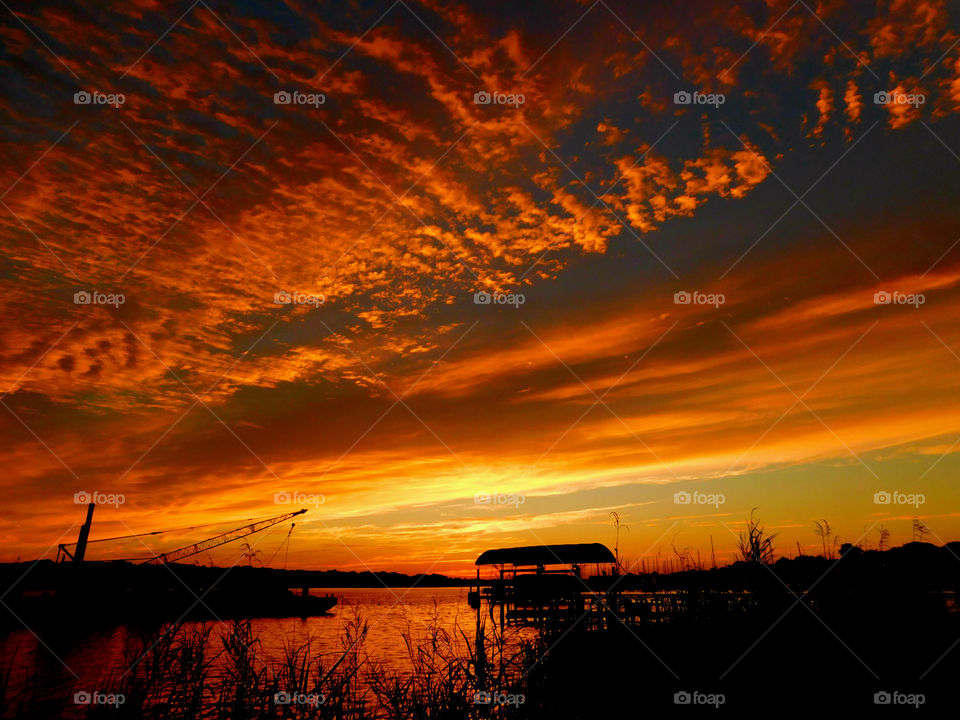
[145,509,307,565]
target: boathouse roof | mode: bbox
[475,543,616,566]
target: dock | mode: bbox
[468,542,752,631]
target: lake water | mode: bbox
[0,587,531,713]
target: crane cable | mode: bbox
[60,513,281,547]
[264,523,296,568]
[123,521,294,564]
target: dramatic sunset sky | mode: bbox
[1,0,959,575]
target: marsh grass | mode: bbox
[56,616,367,719]
[365,606,537,720]
[32,609,545,720]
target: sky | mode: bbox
[1,0,960,576]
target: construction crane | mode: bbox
[57,506,307,565]
[144,509,307,565]
[57,503,96,563]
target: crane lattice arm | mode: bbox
[145,509,307,565]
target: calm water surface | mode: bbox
[0,587,523,710]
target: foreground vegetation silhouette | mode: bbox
[2,519,960,717]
